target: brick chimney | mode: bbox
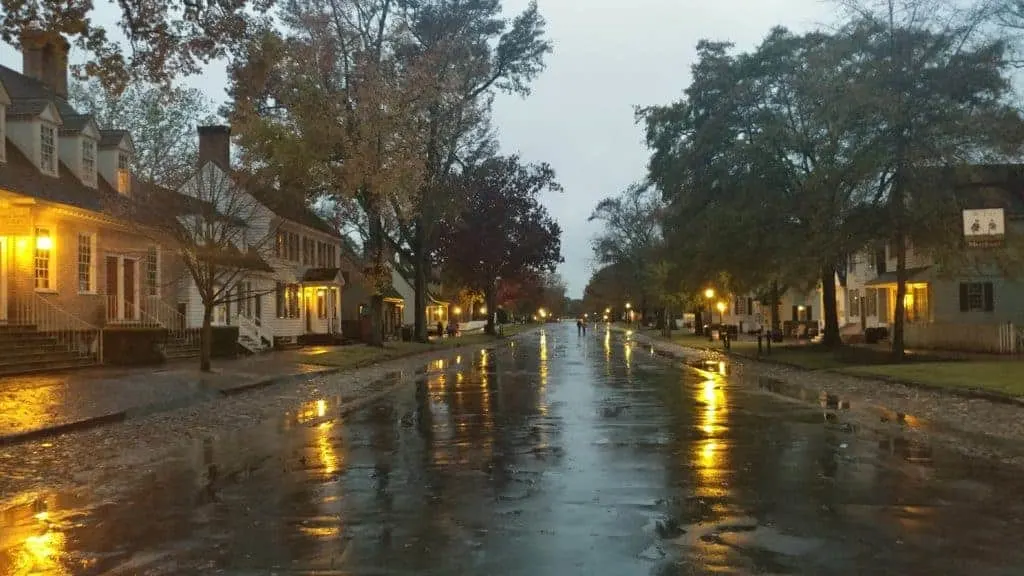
[198,125,231,169]
[21,29,70,98]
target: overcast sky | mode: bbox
[0,0,835,297]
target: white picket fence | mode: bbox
[904,322,1020,354]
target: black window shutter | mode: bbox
[792,305,798,321]
[959,283,969,312]
[984,282,994,312]
[276,282,284,317]
[807,306,813,320]
[747,298,753,314]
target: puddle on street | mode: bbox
[2,328,1024,575]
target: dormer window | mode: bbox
[40,123,57,175]
[81,138,96,185]
[117,151,130,195]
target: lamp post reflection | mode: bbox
[695,378,729,499]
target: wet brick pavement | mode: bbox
[2,325,1024,575]
[0,352,334,440]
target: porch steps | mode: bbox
[164,336,200,360]
[0,324,98,377]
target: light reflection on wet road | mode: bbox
[3,324,1024,574]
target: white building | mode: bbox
[176,126,346,350]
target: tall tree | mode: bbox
[436,155,562,335]
[587,183,662,321]
[69,80,215,187]
[227,0,430,347]
[1,0,271,91]
[393,0,553,343]
[840,0,1024,358]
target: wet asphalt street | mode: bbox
[4,324,1024,575]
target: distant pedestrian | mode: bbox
[576,318,584,336]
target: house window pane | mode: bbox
[78,233,93,292]
[81,138,96,183]
[40,125,56,174]
[317,291,326,318]
[865,288,878,317]
[967,283,984,311]
[35,228,51,290]
[146,246,159,296]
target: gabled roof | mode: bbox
[0,65,76,117]
[247,186,341,238]
[98,129,133,151]
[7,98,61,121]
[60,114,101,137]
[0,140,104,211]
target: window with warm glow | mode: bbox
[40,124,57,175]
[81,138,96,185]
[78,233,95,293]
[35,228,52,290]
[317,290,326,318]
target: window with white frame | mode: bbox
[40,124,57,175]
[81,138,96,185]
[35,228,52,290]
[146,246,159,296]
[78,233,95,293]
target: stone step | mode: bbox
[0,324,39,334]
[0,332,62,345]
[0,348,80,364]
[0,356,98,377]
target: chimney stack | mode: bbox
[21,29,70,98]
[198,125,231,170]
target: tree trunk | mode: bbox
[484,285,497,335]
[769,280,781,333]
[892,233,908,360]
[200,303,213,372]
[820,264,841,348]
[367,201,385,348]
[413,232,428,343]
[694,307,703,335]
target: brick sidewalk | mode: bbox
[0,351,334,441]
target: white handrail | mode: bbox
[144,296,199,347]
[10,293,102,362]
[236,313,269,349]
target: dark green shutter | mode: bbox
[984,282,994,312]
[959,283,968,312]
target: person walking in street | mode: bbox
[577,317,584,336]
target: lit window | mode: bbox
[117,152,131,195]
[40,124,57,175]
[78,233,94,293]
[146,246,159,296]
[35,228,52,290]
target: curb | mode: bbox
[0,411,128,447]
[0,336,524,447]
[621,327,1024,407]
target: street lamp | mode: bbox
[703,288,716,337]
[716,301,726,323]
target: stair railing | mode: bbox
[144,296,199,347]
[235,313,269,352]
[10,293,103,363]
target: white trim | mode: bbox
[77,232,97,294]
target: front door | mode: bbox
[0,238,7,322]
[305,289,313,332]
[123,259,137,320]
[105,256,119,320]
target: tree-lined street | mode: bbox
[3,325,1024,574]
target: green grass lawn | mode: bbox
[840,362,1024,397]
